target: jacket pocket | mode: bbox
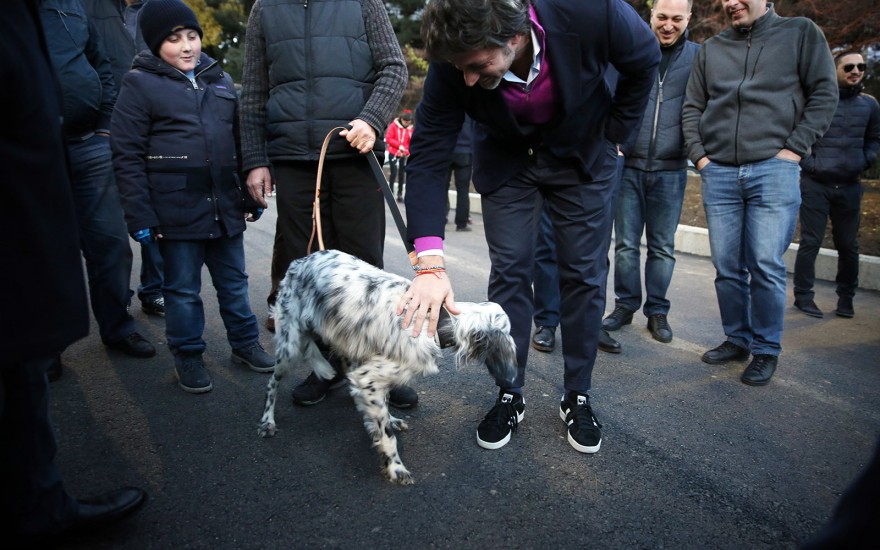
[148,173,198,228]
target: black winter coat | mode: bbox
[800,84,880,185]
[112,52,255,240]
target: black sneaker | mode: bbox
[559,392,602,453]
[174,354,212,394]
[476,391,524,450]
[141,296,165,317]
[291,371,348,405]
[388,385,419,408]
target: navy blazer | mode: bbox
[405,0,659,241]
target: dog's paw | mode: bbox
[257,422,277,437]
[389,416,409,432]
[387,465,414,486]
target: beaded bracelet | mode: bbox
[414,267,446,278]
[412,264,445,272]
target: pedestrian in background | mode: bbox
[1,1,145,543]
[603,0,699,345]
[447,116,474,232]
[111,0,274,394]
[38,0,156,360]
[682,0,837,386]
[386,109,414,202]
[84,0,168,319]
[793,50,880,320]
[239,0,416,408]
[400,0,658,454]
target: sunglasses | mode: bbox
[842,63,866,73]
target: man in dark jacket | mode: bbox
[82,0,166,319]
[682,0,837,386]
[399,0,658,454]
[602,0,699,345]
[38,0,155,358]
[1,1,145,543]
[793,51,880,319]
[239,0,415,407]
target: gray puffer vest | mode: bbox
[261,0,381,159]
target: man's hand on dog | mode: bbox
[397,256,460,337]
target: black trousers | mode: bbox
[449,152,472,229]
[0,357,77,538]
[794,175,862,300]
[268,157,385,306]
[480,147,617,394]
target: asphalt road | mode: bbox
[53,197,880,549]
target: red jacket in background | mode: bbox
[385,118,413,157]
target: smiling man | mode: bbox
[399,0,658,455]
[603,0,699,345]
[682,0,838,386]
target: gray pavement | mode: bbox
[54,198,880,549]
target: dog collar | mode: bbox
[436,306,455,349]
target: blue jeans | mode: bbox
[138,240,165,303]
[701,157,801,356]
[67,135,135,344]
[160,234,259,355]
[612,167,687,316]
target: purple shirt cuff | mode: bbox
[414,236,444,255]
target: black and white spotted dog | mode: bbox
[257,249,517,485]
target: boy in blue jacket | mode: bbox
[111,0,273,393]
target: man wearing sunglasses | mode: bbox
[794,52,880,319]
[682,0,838,387]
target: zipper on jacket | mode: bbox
[733,35,752,166]
[647,76,664,171]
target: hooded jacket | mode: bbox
[682,4,838,166]
[111,51,256,240]
[800,84,880,185]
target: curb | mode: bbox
[451,190,880,291]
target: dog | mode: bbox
[257,249,516,485]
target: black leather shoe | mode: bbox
[647,314,673,343]
[701,341,750,364]
[47,356,63,382]
[531,325,556,353]
[741,354,778,386]
[70,486,147,534]
[835,296,855,318]
[794,298,824,318]
[602,306,633,331]
[598,330,621,354]
[105,332,156,358]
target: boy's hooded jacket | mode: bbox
[112,51,257,240]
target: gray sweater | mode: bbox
[239,0,406,170]
[682,4,837,166]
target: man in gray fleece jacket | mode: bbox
[682,0,837,387]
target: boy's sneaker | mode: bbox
[291,371,348,405]
[476,390,525,450]
[559,392,602,453]
[141,296,165,317]
[231,342,275,373]
[175,354,212,394]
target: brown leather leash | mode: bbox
[309,127,418,267]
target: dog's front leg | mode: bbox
[349,360,413,485]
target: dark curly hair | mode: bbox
[421,0,532,61]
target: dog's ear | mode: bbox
[452,303,517,385]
